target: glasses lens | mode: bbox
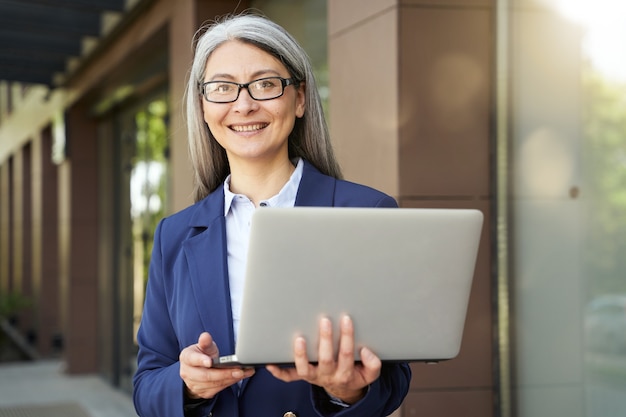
[248,77,284,100]
[205,82,238,102]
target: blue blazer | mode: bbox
[133,161,411,417]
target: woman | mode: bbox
[133,13,411,417]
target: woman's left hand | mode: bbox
[266,315,381,405]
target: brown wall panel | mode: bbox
[32,127,61,357]
[398,7,492,198]
[403,199,492,390]
[17,145,34,337]
[62,103,99,374]
[403,389,493,417]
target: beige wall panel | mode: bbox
[0,86,63,165]
[403,389,493,417]
[169,0,197,212]
[12,150,23,295]
[57,160,71,363]
[0,162,9,292]
[329,8,399,197]
[400,0,492,7]
[169,0,240,212]
[31,134,43,335]
[403,199,493,389]
[511,0,555,8]
[328,0,396,36]
[398,8,491,197]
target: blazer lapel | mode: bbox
[294,161,337,206]
[182,187,236,355]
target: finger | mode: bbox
[186,370,250,399]
[224,366,255,381]
[180,344,212,368]
[317,317,335,370]
[197,332,220,358]
[198,367,254,387]
[337,315,356,368]
[191,366,255,394]
[293,336,315,378]
[266,364,299,382]
[357,346,382,384]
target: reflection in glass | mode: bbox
[510,2,626,417]
[130,98,169,342]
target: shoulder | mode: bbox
[299,160,397,208]
[155,186,225,242]
[333,178,398,208]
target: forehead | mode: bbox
[204,40,288,79]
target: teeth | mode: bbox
[232,124,267,132]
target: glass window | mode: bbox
[107,90,169,392]
[508,1,626,416]
[129,96,169,341]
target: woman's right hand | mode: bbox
[179,332,255,399]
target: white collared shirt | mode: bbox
[223,158,304,342]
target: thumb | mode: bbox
[197,332,220,358]
[359,347,382,382]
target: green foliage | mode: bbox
[582,72,626,299]
[0,291,31,320]
[132,97,169,288]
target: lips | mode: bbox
[230,123,268,132]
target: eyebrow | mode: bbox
[207,69,284,82]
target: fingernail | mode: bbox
[232,369,244,378]
[321,317,332,332]
[361,347,375,361]
[361,347,371,358]
[295,337,306,353]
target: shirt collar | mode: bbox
[224,157,304,215]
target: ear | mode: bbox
[295,81,306,118]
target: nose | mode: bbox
[232,86,258,112]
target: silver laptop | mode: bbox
[215,207,483,367]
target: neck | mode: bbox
[228,157,295,206]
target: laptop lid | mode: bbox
[224,207,483,366]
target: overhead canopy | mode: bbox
[0,0,144,87]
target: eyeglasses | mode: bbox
[200,76,299,103]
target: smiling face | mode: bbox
[201,40,305,169]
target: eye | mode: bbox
[211,82,236,93]
[254,78,280,90]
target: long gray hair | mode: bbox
[184,13,342,202]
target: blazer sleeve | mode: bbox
[132,219,217,417]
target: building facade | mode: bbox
[1,1,625,417]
